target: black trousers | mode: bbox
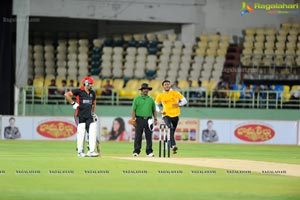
[163,116,179,147]
[75,116,93,132]
[133,117,153,154]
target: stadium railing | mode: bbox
[20,86,300,110]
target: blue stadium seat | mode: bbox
[114,39,124,47]
[274,85,284,99]
[230,84,239,90]
[92,47,101,54]
[91,60,101,68]
[149,40,159,48]
[104,38,114,47]
[239,84,246,99]
[148,47,158,55]
[91,54,101,61]
[139,40,148,47]
[128,40,138,47]
[91,68,100,75]
[145,70,156,79]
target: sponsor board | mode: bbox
[1,116,298,144]
[1,116,33,140]
[233,121,275,142]
[231,120,297,144]
[153,118,199,142]
[199,120,297,145]
[199,119,230,143]
[36,120,77,139]
[0,116,77,140]
[33,117,78,140]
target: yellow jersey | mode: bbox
[155,90,184,117]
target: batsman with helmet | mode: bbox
[64,76,99,157]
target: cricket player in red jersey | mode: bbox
[64,76,98,157]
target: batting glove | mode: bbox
[72,102,79,109]
[92,113,98,122]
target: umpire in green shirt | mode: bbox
[131,83,158,157]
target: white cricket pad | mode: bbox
[77,123,86,153]
[88,122,97,152]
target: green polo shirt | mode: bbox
[132,95,155,117]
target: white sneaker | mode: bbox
[147,153,154,157]
[87,151,99,157]
[77,152,86,157]
[132,153,139,157]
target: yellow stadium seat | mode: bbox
[33,77,45,98]
[123,34,133,42]
[230,91,241,101]
[178,80,188,90]
[138,79,150,85]
[113,79,124,89]
[126,79,139,88]
[119,79,139,98]
[197,41,208,49]
[208,79,218,90]
[195,48,206,56]
[209,34,220,42]
[199,34,209,42]
[220,35,230,42]
[67,79,78,87]
[281,92,291,102]
[133,34,144,41]
[201,80,209,90]
[292,23,300,29]
[283,85,290,93]
[149,90,160,99]
[157,33,167,42]
[191,80,198,88]
[99,79,114,96]
[93,79,102,96]
[44,76,55,87]
[265,28,276,36]
[281,22,292,29]
[55,77,65,87]
[291,85,300,91]
[149,79,162,90]
[167,33,177,42]
[101,79,113,88]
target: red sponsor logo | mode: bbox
[37,120,77,138]
[234,124,275,142]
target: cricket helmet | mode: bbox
[81,76,94,86]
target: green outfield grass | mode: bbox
[0,141,299,200]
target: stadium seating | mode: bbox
[241,23,300,70]
[119,79,139,99]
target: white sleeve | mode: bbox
[155,103,161,112]
[178,97,187,106]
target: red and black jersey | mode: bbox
[72,87,96,118]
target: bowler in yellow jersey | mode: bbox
[155,80,187,154]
